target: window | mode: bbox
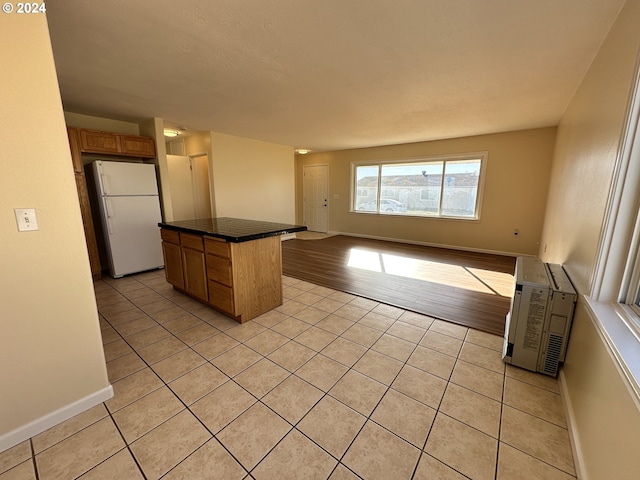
[351,153,486,218]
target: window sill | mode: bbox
[349,211,480,222]
[584,297,640,405]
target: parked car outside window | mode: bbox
[358,198,407,213]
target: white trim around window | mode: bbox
[349,152,488,220]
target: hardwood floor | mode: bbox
[282,235,516,336]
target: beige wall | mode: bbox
[539,0,640,292]
[540,0,640,477]
[561,303,640,479]
[0,14,110,448]
[210,132,296,223]
[184,132,212,157]
[140,118,172,220]
[296,127,556,255]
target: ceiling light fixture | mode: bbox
[295,149,310,155]
[163,129,180,138]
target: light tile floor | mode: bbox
[0,270,576,480]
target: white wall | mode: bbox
[539,0,640,478]
[0,14,111,451]
[210,132,295,224]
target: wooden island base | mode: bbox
[161,228,284,323]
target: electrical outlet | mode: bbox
[15,208,39,231]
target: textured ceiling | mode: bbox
[45,0,625,152]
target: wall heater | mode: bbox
[502,256,577,377]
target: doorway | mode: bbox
[166,153,212,220]
[303,164,329,232]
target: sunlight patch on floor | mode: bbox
[347,248,514,296]
[346,249,384,273]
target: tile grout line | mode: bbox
[191,282,405,477]
[129,276,476,477]
[29,438,39,480]
[410,330,471,480]
[101,278,260,479]
[98,277,218,479]
[96,272,573,479]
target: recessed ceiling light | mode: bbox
[295,149,310,154]
[163,129,180,138]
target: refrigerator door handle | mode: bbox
[96,163,109,196]
[104,198,114,235]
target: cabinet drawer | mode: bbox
[205,237,231,258]
[160,228,180,245]
[206,254,232,286]
[208,280,234,313]
[180,233,204,252]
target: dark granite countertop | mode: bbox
[159,217,307,243]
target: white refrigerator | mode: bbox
[92,160,164,278]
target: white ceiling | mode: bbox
[46,0,625,152]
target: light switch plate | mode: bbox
[15,208,39,231]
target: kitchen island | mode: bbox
[159,218,306,323]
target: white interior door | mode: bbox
[166,155,195,220]
[303,164,329,232]
[191,154,212,219]
[166,154,212,220]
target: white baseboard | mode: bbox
[327,230,525,258]
[0,385,113,453]
[558,369,586,480]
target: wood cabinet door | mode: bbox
[75,173,102,278]
[79,129,121,154]
[182,247,208,301]
[120,135,156,158]
[162,241,184,289]
[67,127,84,174]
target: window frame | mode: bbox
[350,152,488,220]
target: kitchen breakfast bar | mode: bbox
[159,218,306,323]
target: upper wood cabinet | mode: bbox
[120,135,156,158]
[79,129,120,155]
[78,128,156,158]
